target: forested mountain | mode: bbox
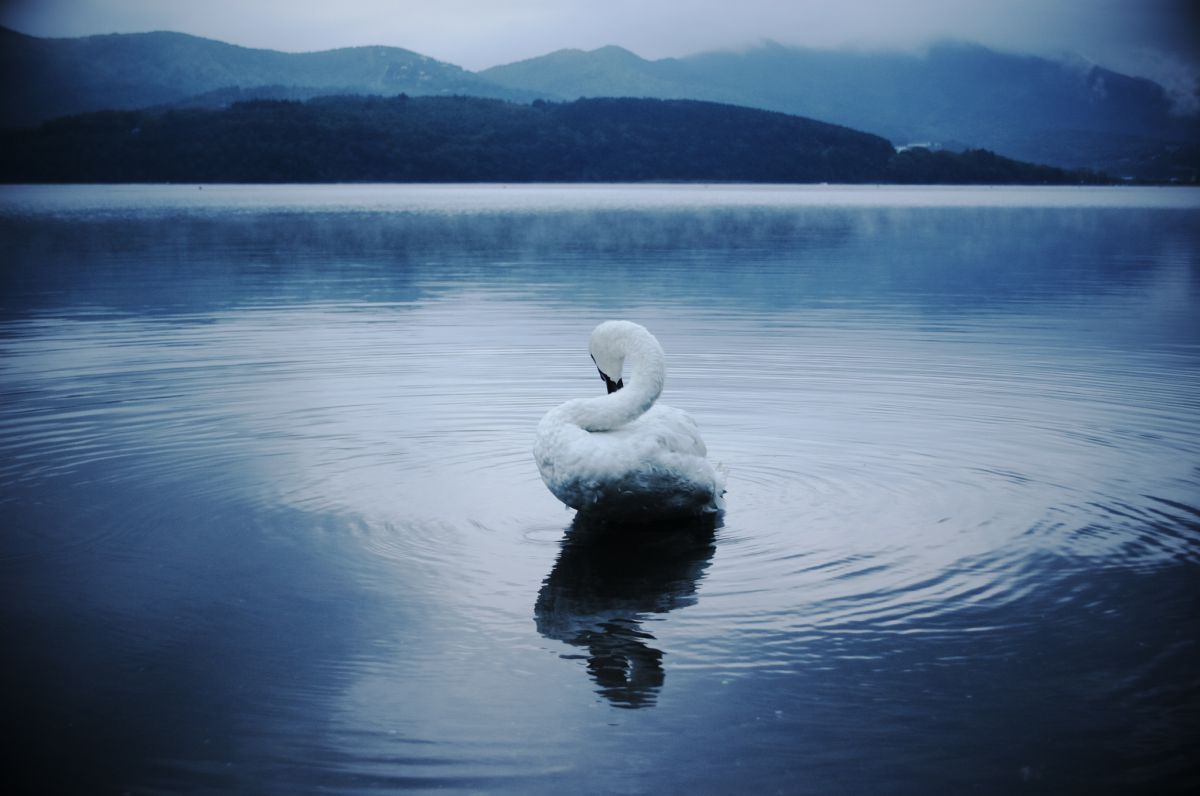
[0,95,1106,184]
[0,26,535,127]
[1,26,1191,181]
[482,41,1199,181]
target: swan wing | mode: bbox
[535,402,721,519]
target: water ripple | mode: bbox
[3,187,1198,792]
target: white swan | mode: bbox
[534,320,724,521]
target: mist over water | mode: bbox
[2,184,1198,793]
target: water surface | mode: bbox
[2,184,1198,793]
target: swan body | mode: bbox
[534,321,724,521]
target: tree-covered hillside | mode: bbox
[0,95,1107,184]
[3,26,1191,181]
[483,41,1200,181]
[0,26,534,128]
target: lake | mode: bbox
[2,184,1198,794]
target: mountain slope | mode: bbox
[479,46,689,99]
[0,95,1097,184]
[0,26,534,127]
[1,27,1192,181]
[483,41,1199,179]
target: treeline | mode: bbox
[0,95,1109,184]
[887,146,1107,184]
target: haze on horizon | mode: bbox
[2,0,1198,109]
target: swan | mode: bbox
[534,320,724,521]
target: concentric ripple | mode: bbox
[3,185,1198,793]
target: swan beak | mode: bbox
[600,372,624,394]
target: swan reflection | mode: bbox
[535,514,719,708]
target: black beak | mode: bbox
[600,371,624,394]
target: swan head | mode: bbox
[596,365,624,394]
[589,321,633,394]
[583,320,666,413]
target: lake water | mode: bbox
[2,184,1198,794]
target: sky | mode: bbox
[2,0,1198,103]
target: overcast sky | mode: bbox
[2,0,1197,101]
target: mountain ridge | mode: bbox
[0,25,538,127]
[1,26,1195,181]
[481,40,1198,178]
[0,94,1107,184]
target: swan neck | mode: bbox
[574,329,665,432]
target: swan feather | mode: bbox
[534,321,724,521]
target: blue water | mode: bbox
[2,184,1198,793]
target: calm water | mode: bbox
[2,184,1198,794]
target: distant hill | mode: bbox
[482,41,1200,181]
[0,27,1189,181]
[0,26,536,127]
[0,95,1106,184]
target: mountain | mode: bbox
[0,27,1192,181]
[0,26,536,127]
[485,46,687,99]
[0,95,1102,184]
[482,41,1199,180]
[0,96,892,182]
